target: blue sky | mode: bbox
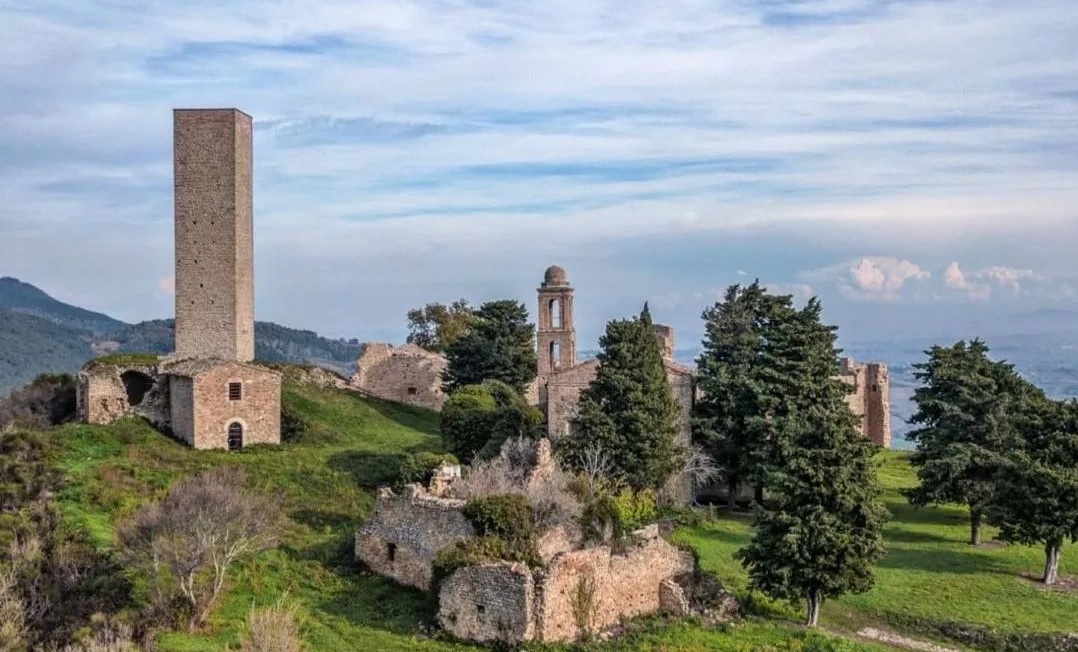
[1,0,1077,348]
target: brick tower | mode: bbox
[173,109,255,362]
[537,265,576,374]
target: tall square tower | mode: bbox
[173,109,255,361]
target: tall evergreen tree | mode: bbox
[736,299,886,627]
[562,305,682,491]
[990,398,1078,585]
[906,339,1030,545]
[443,300,538,395]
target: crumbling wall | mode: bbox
[535,529,695,642]
[355,485,475,590]
[438,563,535,644]
[836,357,891,448]
[351,343,447,411]
[75,361,169,427]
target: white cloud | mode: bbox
[805,257,929,301]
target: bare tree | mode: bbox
[574,443,613,501]
[119,467,284,631]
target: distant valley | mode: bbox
[0,276,362,396]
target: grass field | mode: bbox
[47,378,1078,651]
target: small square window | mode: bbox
[228,382,242,401]
[407,387,418,396]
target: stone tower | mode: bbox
[173,108,255,362]
[536,265,576,374]
[865,363,892,448]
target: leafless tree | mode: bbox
[574,443,613,502]
[118,467,284,631]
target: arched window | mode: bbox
[227,422,243,451]
[550,298,562,328]
[550,341,561,369]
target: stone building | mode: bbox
[77,108,281,450]
[837,357,891,448]
[351,342,447,410]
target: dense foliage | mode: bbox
[990,398,1078,584]
[442,299,537,394]
[0,310,94,397]
[0,373,76,431]
[439,379,541,463]
[405,299,475,352]
[396,451,459,489]
[561,305,683,491]
[906,339,1035,545]
[733,297,888,627]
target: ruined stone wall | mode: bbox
[665,363,695,504]
[653,324,675,361]
[836,358,891,448]
[173,109,255,362]
[76,362,168,427]
[535,531,694,641]
[169,376,195,445]
[188,363,281,449]
[438,563,535,644]
[351,343,447,411]
[355,486,475,590]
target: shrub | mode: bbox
[240,600,305,652]
[0,373,76,431]
[580,488,658,545]
[463,494,536,547]
[432,536,540,583]
[396,452,458,489]
[0,566,26,652]
[440,381,541,464]
[280,401,311,443]
[118,467,284,631]
[613,488,658,532]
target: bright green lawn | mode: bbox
[678,450,1078,640]
[56,380,1075,651]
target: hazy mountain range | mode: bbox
[0,277,362,395]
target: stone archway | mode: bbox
[120,371,155,406]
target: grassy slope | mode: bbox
[50,379,1050,652]
[679,450,1078,639]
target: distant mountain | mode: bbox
[0,277,125,335]
[0,278,364,396]
[0,309,95,395]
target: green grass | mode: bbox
[678,450,1078,643]
[89,352,161,366]
[50,380,1074,651]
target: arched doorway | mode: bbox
[227,422,243,451]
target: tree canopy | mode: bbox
[906,339,1036,545]
[406,299,475,353]
[561,305,683,491]
[440,379,542,464]
[442,300,537,395]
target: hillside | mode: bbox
[0,277,363,395]
[0,309,94,395]
[0,276,125,335]
[41,376,1077,652]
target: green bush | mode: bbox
[432,536,540,583]
[280,401,311,443]
[462,493,535,546]
[440,380,541,464]
[580,488,659,545]
[613,488,657,532]
[396,452,458,489]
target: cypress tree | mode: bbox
[735,298,887,627]
[563,304,682,491]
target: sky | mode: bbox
[2,0,1077,348]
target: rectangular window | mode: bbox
[407,387,418,396]
[228,382,242,401]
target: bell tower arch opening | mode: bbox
[537,265,576,375]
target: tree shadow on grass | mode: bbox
[316,566,436,636]
[328,450,406,489]
[885,527,960,545]
[878,545,1015,576]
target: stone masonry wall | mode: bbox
[356,486,475,590]
[76,362,169,427]
[837,357,892,448]
[188,363,281,449]
[535,530,695,642]
[438,563,535,644]
[351,343,447,411]
[169,375,195,445]
[173,109,255,362]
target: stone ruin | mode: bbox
[355,439,738,644]
[837,357,891,448]
[351,342,447,410]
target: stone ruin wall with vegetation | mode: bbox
[350,342,448,410]
[76,358,169,427]
[435,527,695,644]
[355,484,475,590]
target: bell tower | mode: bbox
[537,265,576,374]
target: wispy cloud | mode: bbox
[0,0,1075,341]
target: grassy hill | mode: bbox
[43,376,1078,651]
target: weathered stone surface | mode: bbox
[165,358,281,449]
[355,485,475,590]
[837,357,891,447]
[350,343,447,410]
[173,109,255,363]
[438,563,535,644]
[534,533,695,642]
[76,360,168,427]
